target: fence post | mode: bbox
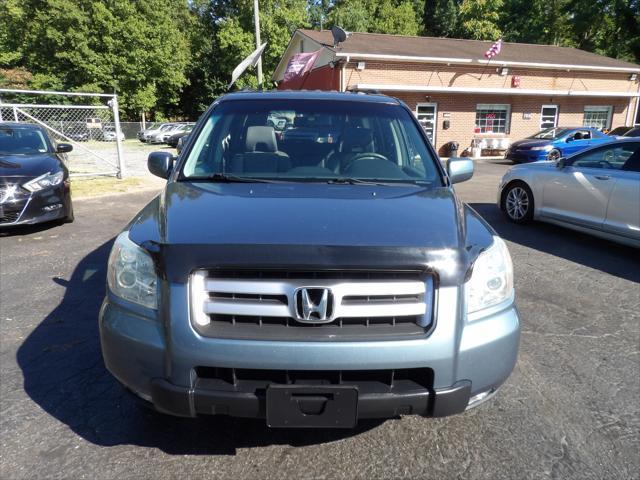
[13,106,18,122]
[0,96,3,122]
[111,94,125,179]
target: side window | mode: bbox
[570,130,591,141]
[395,119,427,176]
[621,144,640,172]
[571,144,639,170]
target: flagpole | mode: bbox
[253,0,263,90]
[480,38,501,80]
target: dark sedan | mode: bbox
[167,127,193,148]
[0,123,74,228]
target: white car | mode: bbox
[142,123,172,142]
[103,128,125,142]
[498,138,640,248]
[148,124,180,144]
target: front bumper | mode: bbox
[147,377,472,420]
[100,284,520,423]
[0,181,71,227]
[505,150,548,163]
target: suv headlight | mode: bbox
[22,171,64,192]
[466,236,514,316]
[107,232,157,309]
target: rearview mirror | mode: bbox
[148,151,175,179]
[447,158,474,184]
[556,158,566,169]
[56,143,73,153]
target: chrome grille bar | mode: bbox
[192,270,430,327]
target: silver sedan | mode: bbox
[498,138,640,248]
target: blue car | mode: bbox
[505,127,611,163]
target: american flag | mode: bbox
[484,39,502,59]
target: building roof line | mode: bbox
[349,84,640,97]
[334,52,639,73]
[335,53,473,64]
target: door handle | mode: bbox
[594,175,610,180]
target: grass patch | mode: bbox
[71,176,161,199]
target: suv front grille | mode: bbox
[190,269,434,341]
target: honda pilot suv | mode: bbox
[99,91,520,428]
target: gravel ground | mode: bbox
[1,161,638,479]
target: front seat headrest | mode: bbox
[246,126,278,152]
[340,127,374,154]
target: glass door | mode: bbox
[416,103,437,144]
[540,105,558,129]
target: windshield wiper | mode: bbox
[326,177,424,187]
[192,173,283,183]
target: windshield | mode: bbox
[529,128,572,140]
[0,127,49,155]
[181,99,441,185]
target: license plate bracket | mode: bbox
[266,385,358,428]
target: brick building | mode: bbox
[274,30,640,156]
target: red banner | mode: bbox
[283,50,322,82]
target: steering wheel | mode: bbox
[341,152,390,174]
[349,152,388,162]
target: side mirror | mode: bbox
[56,143,73,153]
[556,158,566,169]
[565,137,574,143]
[148,151,175,179]
[447,158,474,184]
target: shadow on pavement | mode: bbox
[470,202,640,283]
[0,220,67,237]
[16,240,382,455]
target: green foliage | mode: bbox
[330,0,422,35]
[1,0,638,120]
[458,0,503,40]
[1,0,191,119]
[423,0,460,37]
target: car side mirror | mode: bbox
[148,151,175,179]
[556,158,566,169]
[56,143,73,153]
[565,137,574,143]
[447,158,474,184]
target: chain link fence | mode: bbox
[0,88,125,178]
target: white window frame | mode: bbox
[583,105,613,130]
[475,103,511,134]
[415,102,438,145]
[540,104,559,129]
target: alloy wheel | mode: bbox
[548,149,561,161]
[505,186,530,220]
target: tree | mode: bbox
[423,0,460,37]
[567,0,640,63]
[1,0,192,119]
[330,0,421,36]
[458,0,503,40]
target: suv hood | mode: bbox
[128,182,495,286]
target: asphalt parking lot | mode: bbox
[1,161,638,479]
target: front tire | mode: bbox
[501,182,534,224]
[63,202,74,223]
